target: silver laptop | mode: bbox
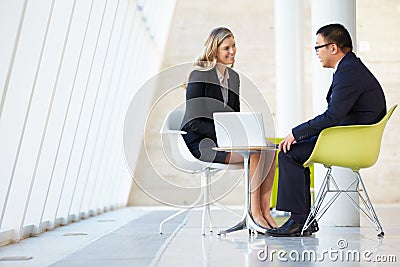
[213,112,272,148]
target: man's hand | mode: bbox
[279,133,297,153]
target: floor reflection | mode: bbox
[156,208,400,267]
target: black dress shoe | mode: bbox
[265,218,311,237]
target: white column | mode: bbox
[275,0,305,137]
[311,0,359,226]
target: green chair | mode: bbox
[301,104,397,237]
[268,138,282,209]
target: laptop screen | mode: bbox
[213,112,267,148]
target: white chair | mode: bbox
[159,109,243,235]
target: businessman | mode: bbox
[267,23,386,237]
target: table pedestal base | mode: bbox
[217,150,273,236]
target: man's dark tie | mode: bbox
[326,84,332,103]
[326,73,335,103]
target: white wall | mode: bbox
[0,0,176,244]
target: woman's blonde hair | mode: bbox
[194,27,235,70]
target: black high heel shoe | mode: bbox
[267,222,278,229]
[249,213,271,230]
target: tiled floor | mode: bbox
[0,205,399,266]
[154,205,400,267]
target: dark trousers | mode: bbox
[276,137,317,214]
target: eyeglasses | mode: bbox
[314,43,333,52]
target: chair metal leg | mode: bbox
[302,168,344,235]
[161,167,244,236]
[302,168,331,235]
[203,168,243,235]
[312,168,332,214]
[201,171,212,235]
[201,205,207,236]
[302,168,385,238]
[205,172,213,233]
[205,203,212,234]
[159,189,204,234]
[356,172,384,237]
[206,178,241,218]
[325,171,384,237]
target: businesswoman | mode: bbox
[181,27,278,229]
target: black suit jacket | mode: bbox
[181,67,240,152]
[293,52,386,142]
